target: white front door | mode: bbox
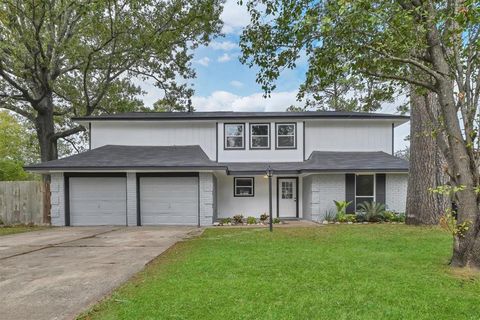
[278,178,297,218]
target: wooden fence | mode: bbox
[0,181,50,225]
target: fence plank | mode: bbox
[0,181,49,225]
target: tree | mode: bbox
[0,111,37,180]
[0,0,223,166]
[240,0,480,268]
[152,98,195,112]
[406,90,449,225]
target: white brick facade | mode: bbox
[309,174,346,222]
[386,173,408,212]
[50,172,65,226]
[199,172,216,226]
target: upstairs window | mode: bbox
[224,123,245,149]
[276,123,296,149]
[234,177,254,197]
[250,123,270,149]
[355,174,375,209]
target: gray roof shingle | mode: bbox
[72,111,409,122]
[26,145,408,173]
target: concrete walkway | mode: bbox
[0,226,199,320]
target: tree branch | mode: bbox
[362,70,437,92]
[52,125,86,140]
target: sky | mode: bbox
[139,0,410,151]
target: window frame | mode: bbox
[224,123,246,150]
[233,177,255,197]
[249,123,271,150]
[355,174,376,209]
[275,123,297,149]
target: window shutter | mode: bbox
[376,174,386,205]
[345,174,355,213]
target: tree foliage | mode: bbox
[0,0,224,162]
[240,0,480,268]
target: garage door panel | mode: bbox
[69,177,127,226]
[140,177,198,225]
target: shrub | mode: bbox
[324,209,336,222]
[333,200,352,215]
[336,212,347,222]
[233,215,244,224]
[247,216,257,224]
[345,214,356,223]
[259,213,269,222]
[396,212,406,223]
[357,201,386,222]
[355,212,366,222]
[384,211,396,222]
[221,217,232,225]
[273,218,281,224]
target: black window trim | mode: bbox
[355,173,376,209]
[224,123,246,150]
[275,122,297,149]
[233,177,255,197]
[249,123,271,150]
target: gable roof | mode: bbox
[25,145,408,173]
[72,111,409,122]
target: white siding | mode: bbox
[217,121,304,162]
[91,121,217,160]
[50,173,65,226]
[126,173,137,226]
[386,173,408,212]
[305,120,393,157]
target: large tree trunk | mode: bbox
[34,93,57,182]
[406,90,449,225]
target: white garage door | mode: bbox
[140,176,198,225]
[69,177,127,226]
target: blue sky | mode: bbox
[140,0,409,151]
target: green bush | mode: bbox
[333,200,352,215]
[336,212,347,222]
[357,201,386,222]
[355,212,366,223]
[247,216,257,224]
[396,212,406,223]
[273,218,281,224]
[345,214,356,223]
[384,211,396,222]
[221,218,232,225]
[233,215,244,224]
[259,213,269,222]
[324,209,336,222]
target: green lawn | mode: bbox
[81,225,480,320]
[0,225,47,236]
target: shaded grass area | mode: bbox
[0,225,47,236]
[81,225,480,320]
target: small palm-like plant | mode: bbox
[357,201,386,222]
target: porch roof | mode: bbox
[26,145,408,174]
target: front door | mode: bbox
[278,178,297,218]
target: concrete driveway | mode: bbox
[0,226,200,320]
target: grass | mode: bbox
[0,225,47,236]
[80,225,480,320]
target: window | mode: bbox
[250,123,270,149]
[224,123,245,149]
[234,177,254,197]
[355,174,375,209]
[281,181,294,199]
[276,123,296,149]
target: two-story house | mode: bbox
[27,111,409,226]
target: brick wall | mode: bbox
[386,173,408,212]
[50,172,65,226]
[199,172,215,226]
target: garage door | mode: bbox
[69,177,127,226]
[140,176,198,225]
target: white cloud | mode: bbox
[196,57,210,67]
[230,80,244,88]
[192,90,301,112]
[218,53,232,63]
[210,41,237,51]
[221,0,251,34]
